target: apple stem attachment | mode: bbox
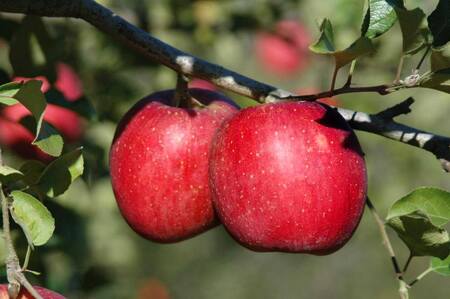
[173,73,193,108]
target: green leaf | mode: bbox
[361,0,401,39]
[20,160,46,185]
[0,166,24,184]
[37,148,84,197]
[33,122,63,157]
[420,69,450,93]
[309,18,336,53]
[431,47,450,72]
[13,80,64,156]
[310,19,374,69]
[427,0,450,48]
[395,7,427,54]
[10,190,55,247]
[387,211,450,259]
[0,82,21,105]
[431,255,450,276]
[386,187,450,259]
[387,187,450,227]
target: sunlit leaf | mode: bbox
[431,255,450,276]
[10,190,55,247]
[361,0,401,39]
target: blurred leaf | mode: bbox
[33,122,63,157]
[431,47,450,71]
[387,211,450,259]
[20,160,46,185]
[0,82,21,105]
[431,255,450,276]
[427,0,450,48]
[420,69,450,93]
[13,80,64,156]
[361,0,401,39]
[0,17,20,41]
[0,165,24,184]
[387,187,450,227]
[10,190,55,247]
[46,89,97,121]
[9,16,56,80]
[37,148,84,197]
[386,187,450,258]
[310,19,374,69]
[395,7,427,54]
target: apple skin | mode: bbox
[109,88,238,243]
[255,20,311,76]
[0,63,84,161]
[0,284,66,299]
[209,102,367,254]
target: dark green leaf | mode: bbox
[428,0,450,47]
[10,190,55,247]
[431,47,450,71]
[310,19,374,69]
[0,166,23,184]
[37,148,84,197]
[46,89,97,121]
[19,160,46,185]
[387,211,450,259]
[361,0,401,39]
[431,255,450,276]
[420,69,450,93]
[395,7,427,54]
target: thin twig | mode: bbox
[409,267,433,287]
[330,66,339,92]
[344,60,357,87]
[416,46,431,70]
[0,148,43,299]
[402,254,413,273]
[394,55,405,83]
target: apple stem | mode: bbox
[0,148,44,299]
[173,73,192,108]
[366,197,410,299]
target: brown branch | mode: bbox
[0,0,449,171]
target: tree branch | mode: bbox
[0,0,449,171]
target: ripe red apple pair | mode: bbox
[110,87,367,254]
[0,63,84,161]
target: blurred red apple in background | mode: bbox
[136,278,170,299]
[0,63,84,161]
[255,20,311,76]
[189,79,217,91]
[0,284,66,299]
[110,88,238,242]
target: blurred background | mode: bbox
[0,0,449,298]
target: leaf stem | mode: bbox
[330,66,339,92]
[22,246,32,271]
[415,45,431,71]
[402,253,413,273]
[409,267,433,287]
[394,55,405,83]
[366,197,409,299]
[344,60,357,87]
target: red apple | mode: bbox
[209,102,367,254]
[0,284,66,299]
[255,20,311,76]
[0,63,84,160]
[109,88,238,242]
